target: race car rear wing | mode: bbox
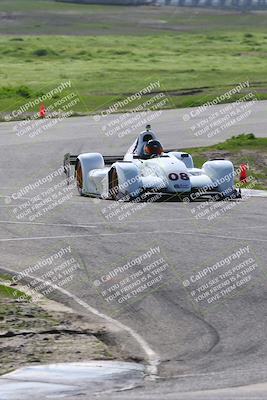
[63,148,179,167]
[63,149,180,184]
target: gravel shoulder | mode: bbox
[0,275,137,376]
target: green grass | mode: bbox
[0,274,12,282]
[185,133,267,153]
[209,133,267,151]
[1,31,267,115]
[0,274,31,300]
[0,284,31,301]
[184,134,267,190]
[0,0,110,13]
[1,1,267,115]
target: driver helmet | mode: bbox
[144,139,163,157]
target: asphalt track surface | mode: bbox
[0,103,267,399]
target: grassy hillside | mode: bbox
[1,32,267,115]
[0,1,267,115]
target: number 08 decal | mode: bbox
[169,172,189,181]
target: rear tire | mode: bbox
[76,160,83,196]
[109,168,120,200]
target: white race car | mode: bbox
[63,125,241,201]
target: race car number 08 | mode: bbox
[169,173,189,181]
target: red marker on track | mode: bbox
[39,103,46,118]
[239,163,249,184]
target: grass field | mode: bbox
[184,134,267,190]
[0,0,267,116]
[0,274,31,300]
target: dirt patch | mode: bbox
[0,296,133,375]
